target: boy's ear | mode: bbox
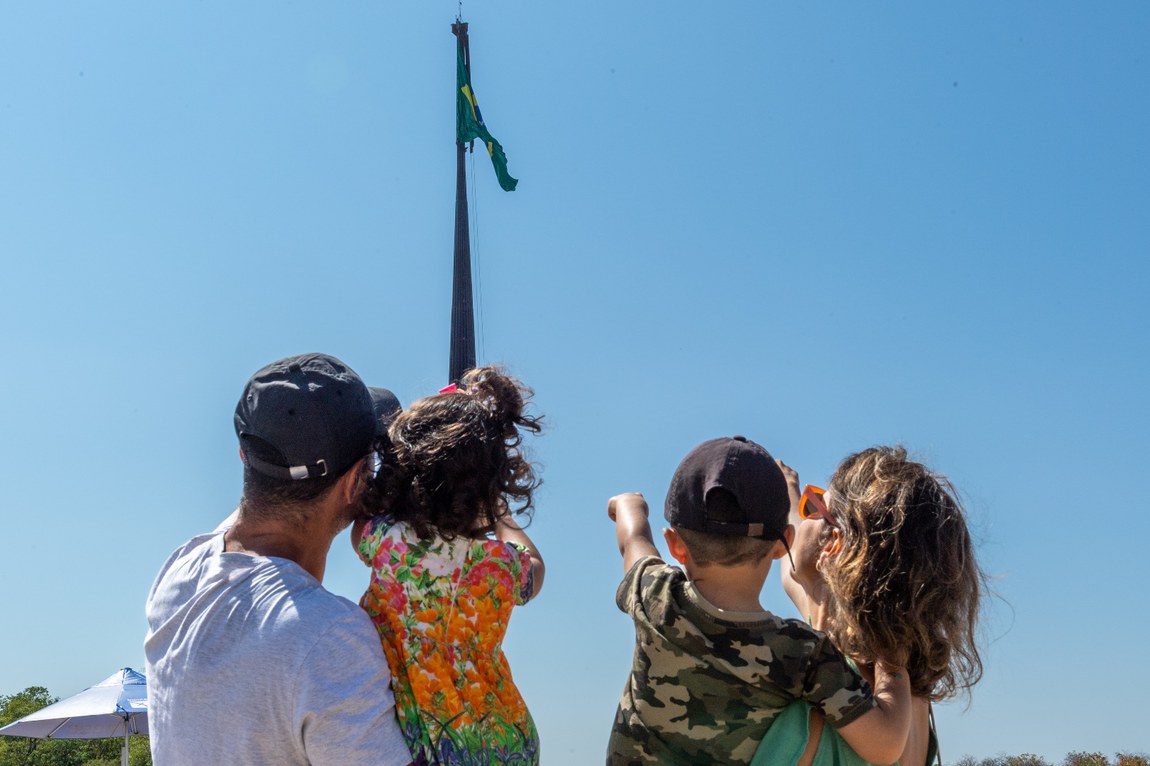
[770,524,796,561]
[663,528,691,566]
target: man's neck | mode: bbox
[225,502,339,582]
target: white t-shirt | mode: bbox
[145,529,411,766]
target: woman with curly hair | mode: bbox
[754,446,985,766]
[352,366,545,766]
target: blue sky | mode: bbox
[2,2,1148,762]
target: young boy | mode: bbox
[606,436,910,766]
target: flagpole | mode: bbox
[449,20,476,384]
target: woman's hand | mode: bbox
[776,459,802,517]
[776,459,821,624]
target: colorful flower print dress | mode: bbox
[357,515,539,766]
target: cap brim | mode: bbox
[368,387,402,433]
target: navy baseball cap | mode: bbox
[234,353,398,481]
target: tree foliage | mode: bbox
[955,755,1150,766]
[5,682,1150,766]
[1115,757,1150,766]
[0,687,151,766]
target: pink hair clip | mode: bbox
[438,383,460,394]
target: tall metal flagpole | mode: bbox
[449,20,476,384]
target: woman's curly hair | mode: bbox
[363,366,542,540]
[820,446,985,701]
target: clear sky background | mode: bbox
[2,2,1148,762]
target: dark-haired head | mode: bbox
[240,435,343,519]
[364,366,542,539]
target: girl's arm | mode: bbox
[831,662,912,765]
[495,512,545,600]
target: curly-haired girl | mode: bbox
[754,446,985,766]
[352,366,545,766]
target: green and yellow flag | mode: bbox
[456,46,518,192]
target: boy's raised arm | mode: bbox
[608,493,661,573]
[832,662,912,765]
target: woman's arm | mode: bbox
[797,710,825,766]
[495,512,546,600]
[781,564,815,621]
[831,662,912,765]
[794,686,929,766]
[776,460,816,620]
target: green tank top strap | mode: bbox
[926,704,940,766]
[751,700,941,766]
[748,701,812,766]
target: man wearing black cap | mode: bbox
[605,436,911,766]
[145,353,412,766]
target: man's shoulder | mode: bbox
[163,529,222,565]
[235,555,368,629]
[147,530,223,602]
[289,580,373,633]
[147,529,366,634]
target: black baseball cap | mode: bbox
[665,436,791,541]
[234,353,399,482]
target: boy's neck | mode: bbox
[683,559,772,613]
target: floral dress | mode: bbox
[357,515,539,766]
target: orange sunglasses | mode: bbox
[799,485,838,527]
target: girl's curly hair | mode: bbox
[820,446,985,701]
[364,366,542,540]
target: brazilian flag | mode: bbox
[456,46,518,192]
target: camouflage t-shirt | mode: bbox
[607,556,875,766]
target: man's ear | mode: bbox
[663,528,691,566]
[339,456,371,506]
